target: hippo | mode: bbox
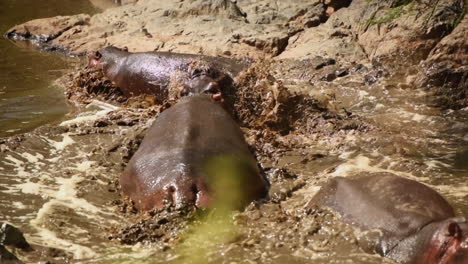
[88,46,246,102]
[120,91,268,210]
[309,172,468,264]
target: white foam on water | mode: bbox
[20,152,44,164]
[73,160,94,172]
[12,201,27,209]
[1,133,125,260]
[3,155,29,177]
[29,218,97,260]
[19,181,42,195]
[395,109,433,124]
[424,159,452,170]
[332,154,425,181]
[411,113,427,122]
[46,134,75,152]
[89,244,156,264]
[26,170,120,258]
[437,184,468,198]
[60,109,113,126]
[375,103,385,110]
[4,155,24,167]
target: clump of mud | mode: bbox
[109,203,200,247]
[66,66,127,105]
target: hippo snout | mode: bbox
[162,181,211,209]
[203,81,224,102]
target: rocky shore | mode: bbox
[1,0,467,263]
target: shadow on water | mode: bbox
[0,0,99,137]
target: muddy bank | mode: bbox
[2,0,468,263]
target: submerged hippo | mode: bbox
[88,46,246,101]
[309,173,468,264]
[120,92,268,210]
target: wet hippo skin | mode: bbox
[88,46,246,102]
[309,173,468,264]
[120,94,268,210]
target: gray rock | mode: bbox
[0,223,30,250]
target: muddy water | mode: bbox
[2,61,467,264]
[328,69,468,215]
[0,0,99,137]
[1,5,467,263]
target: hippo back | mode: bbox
[100,47,247,98]
[309,173,455,254]
[120,94,267,210]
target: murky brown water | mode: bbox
[0,0,99,137]
[0,2,467,264]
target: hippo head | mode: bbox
[390,217,468,264]
[179,69,223,103]
[417,218,468,264]
[87,46,128,75]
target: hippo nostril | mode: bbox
[191,183,199,194]
[166,185,176,193]
[94,51,102,60]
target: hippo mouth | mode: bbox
[202,81,223,103]
[87,51,102,68]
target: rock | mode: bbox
[352,0,464,63]
[237,0,324,25]
[416,14,468,109]
[278,6,367,63]
[0,223,30,250]
[89,0,138,10]
[241,33,290,56]
[324,0,352,16]
[3,0,353,58]
[181,0,246,19]
[5,14,90,43]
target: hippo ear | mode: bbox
[122,46,129,52]
[448,222,461,237]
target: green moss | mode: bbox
[363,0,419,26]
[391,0,413,8]
[366,6,405,25]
